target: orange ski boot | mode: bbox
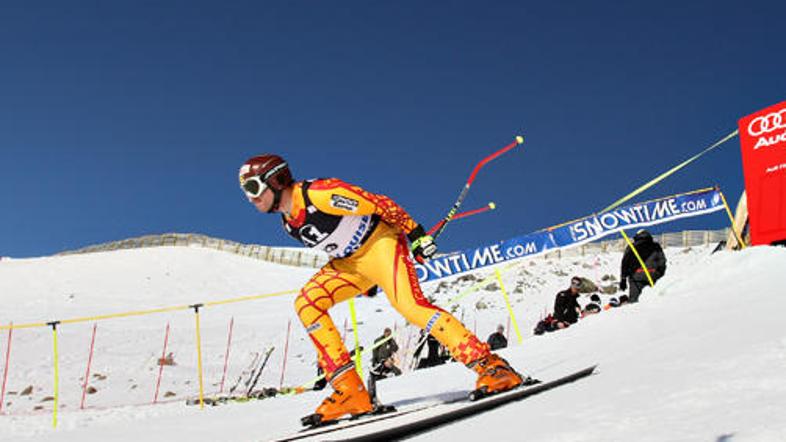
[301,364,374,427]
[468,354,529,400]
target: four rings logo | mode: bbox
[748,108,786,137]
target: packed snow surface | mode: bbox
[0,244,784,441]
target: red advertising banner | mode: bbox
[738,100,786,245]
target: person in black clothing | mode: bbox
[371,328,401,375]
[487,325,508,350]
[368,328,401,404]
[553,277,582,329]
[620,229,667,303]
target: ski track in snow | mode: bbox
[0,245,785,441]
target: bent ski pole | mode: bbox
[431,136,524,241]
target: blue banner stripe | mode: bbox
[415,189,724,282]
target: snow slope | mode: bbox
[0,243,784,441]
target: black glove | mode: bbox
[407,224,437,262]
[365,286,378,297]
[619,278,627,292]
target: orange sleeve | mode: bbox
[306,178,419,234]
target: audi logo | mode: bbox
[748,108,786,137]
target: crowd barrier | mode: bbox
[56,233,329,269]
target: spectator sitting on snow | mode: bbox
[620,229,667,303]
[487,324,508,350]
[553,276,583,328]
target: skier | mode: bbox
[239,154,527,425]
[619,229,667,303]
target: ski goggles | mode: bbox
[241,175,269,199]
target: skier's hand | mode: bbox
[619,278,627,291]
[407,225,437,262]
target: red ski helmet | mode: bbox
[239,154,294,212]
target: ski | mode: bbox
[270,364,596,442]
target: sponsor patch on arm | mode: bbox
[330,194,360,212]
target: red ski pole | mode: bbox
[427,202,496,236]
[80,323,98,410]
[0,323,12,413]
[279,319,292,389]
[218,317,234,394]
[153,323,170,404]
[431,136,524,241]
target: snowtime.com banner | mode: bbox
[415,188,725,283]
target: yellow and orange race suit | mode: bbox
[287,179,490,377]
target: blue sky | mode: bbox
[1,1,783,257]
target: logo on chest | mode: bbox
[299,224,329,247]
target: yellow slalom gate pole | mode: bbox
[348,299,363,379]
[620,230,655,287]
[48,321,60,428]
[718,188,747,249]
[191,304,206,409]
[494,270,523,345]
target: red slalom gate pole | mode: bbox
[0,323,13,414]
[80,323,98,410]
[279,319,292,389]
[218,317,234,394]
[153,323,170,404]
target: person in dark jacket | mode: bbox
[487,325,508,350]
[553,277,583,328]
[368,328,401,404]
[371,328,401,376]
[620,230,667,303]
